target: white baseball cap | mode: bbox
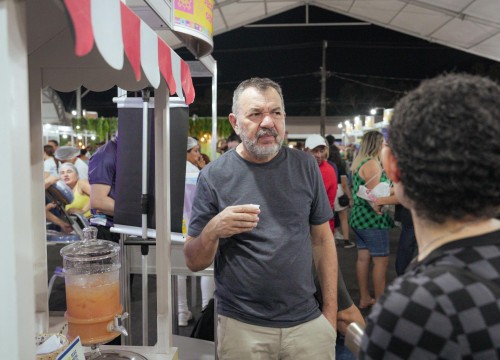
[305,134,327,150]
[187,137,198,151]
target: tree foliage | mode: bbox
[69,117,118,146]
[189,116,233,140]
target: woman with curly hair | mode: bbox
[360,73,500,359]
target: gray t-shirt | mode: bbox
[188,146,333,327]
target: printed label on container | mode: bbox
[56,336,84,360]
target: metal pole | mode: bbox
[140,88,151,346]
[120,234,132,345]
[141,92,150,241]
[320,40,328,137]
[211,62,218,160]
[171,275,179,335]
[76,86,82,118]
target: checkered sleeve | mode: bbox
[360,265,500,359]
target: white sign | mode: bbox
[56,336,85,360]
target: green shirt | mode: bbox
[349,158,394,229]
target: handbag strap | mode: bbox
[356,157,381,186]
[364,171,381,187]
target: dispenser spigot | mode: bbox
[108,312,129,336]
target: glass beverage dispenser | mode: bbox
[60,227,127,346]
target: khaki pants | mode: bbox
[217,314,337,360]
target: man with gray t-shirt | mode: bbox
[184,78,338,360]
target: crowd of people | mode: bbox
[183,74,499,360]
[44,73,499,359]
[44,141,92,233]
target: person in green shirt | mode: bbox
[349,131,393,308]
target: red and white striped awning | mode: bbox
[63,0,195,105]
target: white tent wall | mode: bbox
[42,93,62,125]
[0,0,37,358]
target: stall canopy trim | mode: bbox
[64,0,195,105]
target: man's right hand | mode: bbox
[210,204,260,238]
[184,204,260,272]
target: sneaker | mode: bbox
[334,229,344,240]
[343,240,356,249]
[178,310,192,327]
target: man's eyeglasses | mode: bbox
[246,111,284,122]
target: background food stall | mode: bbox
[1,0,200,358]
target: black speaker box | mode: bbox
[114,98,188,233]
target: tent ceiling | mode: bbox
[146,0,500,63]
[318,0,500,62]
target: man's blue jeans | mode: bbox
[336,334,356,360]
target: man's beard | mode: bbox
[240,127,283,160]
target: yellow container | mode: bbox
[35,333,69,360]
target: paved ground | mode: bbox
[339,227,400,318]
[47,226,402,348]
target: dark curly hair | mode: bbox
[389,73,500,223]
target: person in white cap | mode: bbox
[178,137,215,326]
[186,137,201,173]
[55,146,88,180]
[304,134,338,236]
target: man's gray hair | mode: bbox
[232,78,285,117]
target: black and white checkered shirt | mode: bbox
[360,230,500,359]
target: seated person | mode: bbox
[59,163,91,218]
[55,146,89,180]
[45,203,72,234]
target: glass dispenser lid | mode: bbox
[60,239,120,262]
[60,227,120,274]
